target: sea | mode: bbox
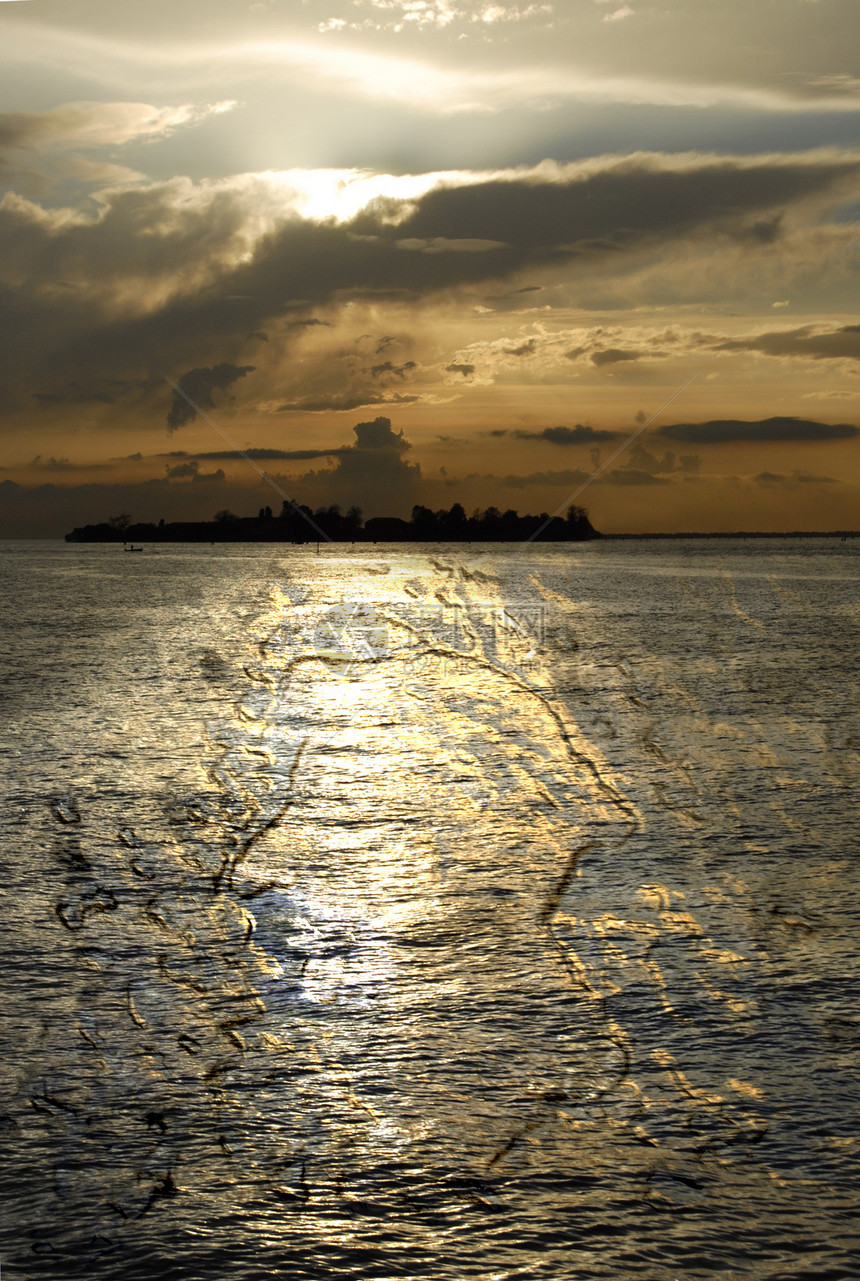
[0,537,858,1281]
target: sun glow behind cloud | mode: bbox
[261,167,500,223]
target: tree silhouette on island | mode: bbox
[66,501,599,543]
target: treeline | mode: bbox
[399,503,597,541]
[66,501,599,543]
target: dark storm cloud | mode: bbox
[2,152,859,425]
[709,324,860,361]
[360,155,860,253]
[94,158,860,340]
[659,416,859,443]
[445,363,475,377]
[166,362,256,431]
[195,448,345,461]
[352,417,410,452]
[514,425,620,444]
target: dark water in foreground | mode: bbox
[0,538,858,1280]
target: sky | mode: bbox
[1,0,859,535]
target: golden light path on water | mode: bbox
[213,560,639,1171]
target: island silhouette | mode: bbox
[66,501,600,543]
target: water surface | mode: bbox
[1,538,858,1279]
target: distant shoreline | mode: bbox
[601,530,859,540]
[60,528,859,544]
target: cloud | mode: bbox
[591,347,642,367]
[754,470,839,487]
[12,14,860,117]
[277,392,421,412]
[358,153,860,254]
[514,424,620,444]
[802,390,860,401]
[709,324,860,362]
[352,416,411,451]
[0,414,429,532]
[291,416,422,515]
[369,359,417,379]
[27,455,76,472]
[0,100,236,181]
[659,416,859,443]
[167,363,256,431]
[486,463,669,488]
[602,6,634,23]
[604,468,667,485]
[625,443,700,474]
[395,237,506,253]
[1,150,859,437]
[38,100,234,148]
[165,458,227,481]
[449,320,686,384]
[194,448,345,461]
[283,317,331,331]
